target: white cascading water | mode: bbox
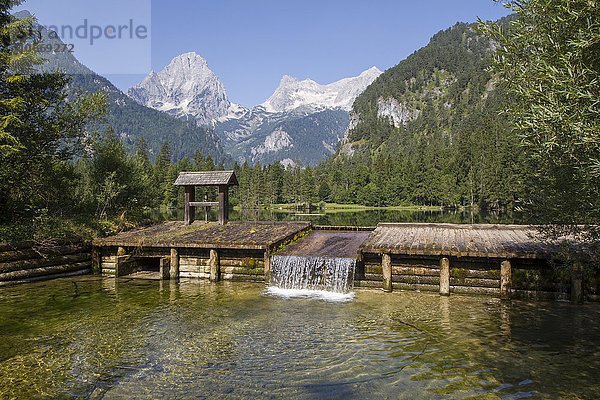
[266,255,356,301]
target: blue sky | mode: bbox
[19,0,509,107]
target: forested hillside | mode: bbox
[324,19,525,208]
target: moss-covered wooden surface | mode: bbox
[93,221,311,250]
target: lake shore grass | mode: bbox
[266,203,443,212]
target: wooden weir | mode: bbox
[91,222,592,303]
[356,223,586,302]
[93,221,311,283]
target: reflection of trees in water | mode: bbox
[150,205,523,226]
[228,208,523,226]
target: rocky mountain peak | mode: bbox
[128,52,230,126]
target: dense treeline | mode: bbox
[0,3,225,241]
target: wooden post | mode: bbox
[500,260,512,300]
[159,257,171,280]
[382,253,392,292]
[170,248,179,280]
[115,255,135,277]
[184,186,196,225]
[571,262,583,304]
[264,249,271,284]
[91,247,101,275]
[115,247,127,277]
[218,185,229,225]
[210,249,220,282]
[439,257,450,296]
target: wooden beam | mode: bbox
[170,248,179,280]
[189,202,219,207]
[439,257,450,296]
[382,253,392,292]
[210,249,220,282]
[500,260,512,300]
[184,186,196,225]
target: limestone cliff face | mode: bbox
[129,52,381,166]
[376,97,420,128]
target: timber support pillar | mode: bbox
[184,186,196,225]
[500,260,512,300]
[170,248,179,280]
[218,185,229,225]
[91,247,101,275]
[210,249,220,282]
[264,249,271,284]
[571,262,584,304]
[439,257,450,296]
[159,257,170,280]
[115,247,133,277]
[382,253,392,292]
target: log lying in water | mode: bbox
[0,253,91,274]
[0,261,91,281]
[0,268,91,287]
[0,244,89,263]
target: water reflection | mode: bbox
[158,207,524,227]
[0,278,598,399]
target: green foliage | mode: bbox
[0,0,39,156]
[0,3,108,240]
[311,21,528,209]
[480,0,600,247]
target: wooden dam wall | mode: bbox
[354,254,579,301]
[0,241,91,286]
[358,223,598,302]
[98,246,267,283]
[2,221,595,304]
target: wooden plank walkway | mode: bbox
[360,223,557,259]
[93,221,311,251]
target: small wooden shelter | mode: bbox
[174,171,238,225]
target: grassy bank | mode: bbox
[267,203,443,212]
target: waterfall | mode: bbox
[267,255,356,301]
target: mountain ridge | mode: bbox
[261,66,382,113]
[128,51,382,166]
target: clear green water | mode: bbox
[1,277,598,399]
